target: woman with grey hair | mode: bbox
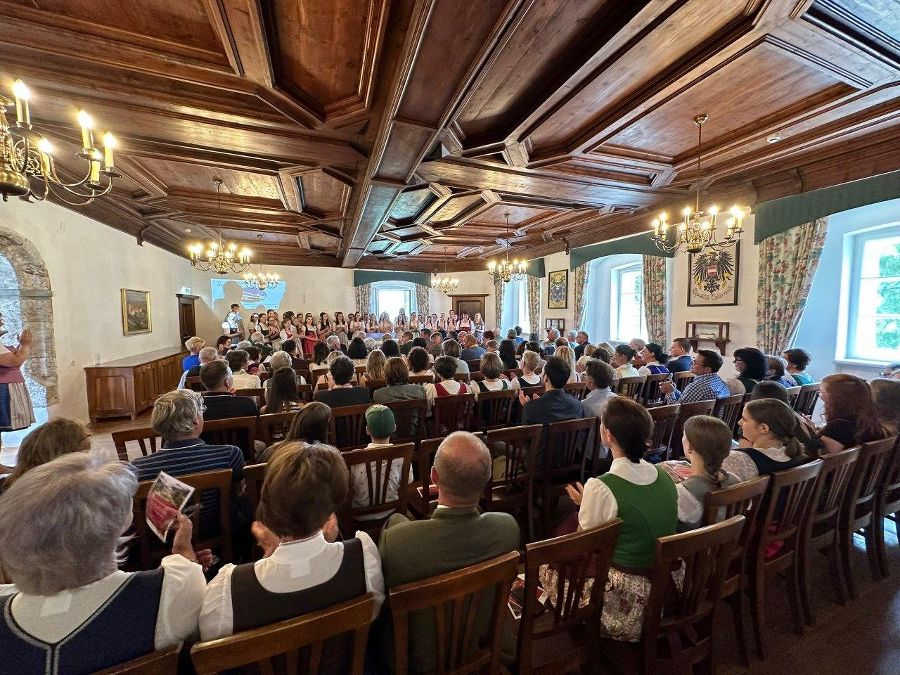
[0,453,207,672]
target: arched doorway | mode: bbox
[0,228,58,448]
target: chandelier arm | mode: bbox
[46,182,108,207]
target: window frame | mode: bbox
[608,260,646,342]
[501,276,529,334]
[372,281,417,319]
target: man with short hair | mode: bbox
[662,349,730,403]
[225,303,244,343]
[628,338,646,353]
[542,329,560,356]
[666,338,694,373]
[420,327,432,341]
[519,356,586,463]
[459,333,486,362]
[428,331,443,358]
[513,325,525,346]
[280,339,306,369]
[399,330,415,356]
[314,355,371,408]
[581,359,617,420]
[378,431,519,672]
[199,360,259,420]
[326,334,346,355]
[573,331,590,359]
[485,340,498,353]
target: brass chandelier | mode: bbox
[188,179,252,274]
[432,247,459,295]
[0,79,119,205]
[243,236,279,289]
[487,213,526,283]
[650,114,747,255]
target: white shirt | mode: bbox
[615,364,640,379]
[199,530,384,641]
[578,457,660,530]
[424,379,466,408]
[467,378,518,399]
[232,371,261,390]
[0,554,204,649]
[721,446,792,483]
[351,443,412,520]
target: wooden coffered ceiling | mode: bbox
[2,0,899,271]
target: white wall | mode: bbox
[1,198,192,422]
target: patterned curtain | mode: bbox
[493,277,504,332]
[757,217,829,353]
[642,255,667,344]
[526,275,541,338]
[415,283,429,318]
[355,284,372,316]
[573,263,590,330]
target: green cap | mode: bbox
[365,404,396,439]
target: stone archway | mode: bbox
[0,228,58,408]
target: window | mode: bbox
[372,281,416,320]
[845,225,900,361]
[609,262,646,342]
[500,277,529,333]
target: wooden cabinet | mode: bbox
[85,348,188,423]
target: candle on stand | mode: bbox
[11,80,30,126]
[77,110,94,152]
[37,138,52,176]
[89,150,101,184]
[102,132,116,170]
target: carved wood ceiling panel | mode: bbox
[1,0,898,271]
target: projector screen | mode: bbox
[210,279,286,310]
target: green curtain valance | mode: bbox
[754,169,900,243]
[353,270,432,287]
[569,231,673,270]
[524,258,545,278]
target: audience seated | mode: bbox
[183,336,206,372]
[373,357,426,404]
[783,348,814,385]
[766,355,797,387]
[381,339,400,358]
[674,416,739,531]
[178,346,218,389]
[870,378,900,436]
[498,339,519,370]
[200,361,258,420]
[750,381,819,454]
[732,347,767,393]
[377,431,519,672]
[459,334,485,362]
[351,405,409,521]
[637,343,669,375]
[723,399,808,482]
[226,350,261,390]
[427,332,443,358]
[259,402,332,462]
[469,353,517,398]
[360,349,387,386]
[516,350,542,387]
[559,397,677,642]
[440,339,470,374]
[347,336,368,363]
[0,454,206,672]
[279,339,306,370]
[200,442,383,641]
[423,356,468,409]
[244,346,262,374]
[519,356,585,463]
[817,374,886,453]
[880,362,900,380]
[662,349,731,403]
[582,358,617,420]
[0,417,91,494]
[260,367,304,415]
[628,337,646,353]
[665,338,694,373]
[407,346,434,381]
[573,330,590,358]
[612,345,639,378]
[264,350,306,386]
[315,355,371,408]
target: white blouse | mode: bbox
[578,458,659,530]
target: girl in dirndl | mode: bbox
[0,313,35,455]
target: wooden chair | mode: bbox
[466,359,482,372]
[354,364,367,382]
[409,373,435,384]
[297,382,314,402]
[408,434,485,518]
[340,442,414,537]
[430,392,476,437]
[256,411,297,447]
[95,645,180,674]
[474,388,517,433]
[799,446,860,626]
[112,427,162,462]
[876,436,900,577]
[597,516,745,675]
[366,379,386,398]
[646,404,680,461]
[484,424,541,542]
[470,371,486,382]
[702,476,770,665]
[672,371,694,391]
[839,436,897,598]
[504,368,524,379]
[202,415,258,463]
[785,385,801,409]
[517,520,622,674]
[130,468,234,571]
[186,376,205,391]
[452,372,471,383]
[615,375,646,399]
[712,393,745,437]
[389,552,520,675]
[670,400,715,458]
[243,462,268,513]
[641,373,671,405]
[328,403,370,450]
[562,381,587,401]
[190,594,375,675]
[233,387,264,400]
[536,417,597,537]
[793,382,820,416]
[747,460,823,659]
[385,398,428,444]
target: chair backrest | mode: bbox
[340,442,414,526]
[880,436,900,515]
[647,404,681,459]
[641,516,745,671]
[243,462,268,514]
[202,415,258,463]
[519,385,544,399]
[452,372,471,383]
[784,385,801,409]
[256,411,298,446]
[297,383,314,402]
[563,381,588,400]
[474,388,517,432]
[328,403,371,450]
[131,468,233,571]
[703,475,770,577]
[545,417,597,478]
[466,359,482,372]
[366,379,386,397]
[186,376,205,391]
[809,446,859,527]
[755,460,823,564]
[233,387,265,400]
[672,371,694,391]
[671,400,716,457]
[409,373,434,384]
[642,373,671,405]
[431,392,476,437]
[483,424,541,508]
[191,594,375,675]
[385,398,428,443]
[793,382,820,416]
[845,436,897,525]
[389,551,520,675]
[112,427,162,462]
[711,393,745,436]
[94,645,180,674]
[414,433,485,517]
[615,375,646,399]
[504,368,523,379]
[518,521,622,673]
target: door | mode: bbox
[177,294,197,343]
[451,295,488,321]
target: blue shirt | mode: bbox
[666,355,693,373]
[666,373,731,404]
[182,353,200,371]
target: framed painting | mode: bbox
[547,269,568,309]
[122,289,152,335]
[687,242,740,306]
[545,318,566,332]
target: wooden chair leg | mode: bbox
[798,544,815,627]
[864,523,883,581]
[748,565,768,660]
[785,565,805,636]
[839,524,859,601]
[728,590,750,666]
[827,542,848,606]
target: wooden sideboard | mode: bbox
[85,348,187,423]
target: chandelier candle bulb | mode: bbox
[11,80,30,126]
[76,110,94,151]
[89,150,101,184]
[102,132,116,169]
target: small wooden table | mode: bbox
[685,321,731,355]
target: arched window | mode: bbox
[582,254,646,343]
[371,280,418,319]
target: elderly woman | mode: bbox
[373,357,426,404]
[265,350,306,384]
[0,454,206,671]
[0,417,91,493]
[469,353,517,398]
[200,442,384,640]
[766,355,797,388]
[183,336,206,371]
[516,350,543,388]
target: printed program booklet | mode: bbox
[145,471,194,542]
